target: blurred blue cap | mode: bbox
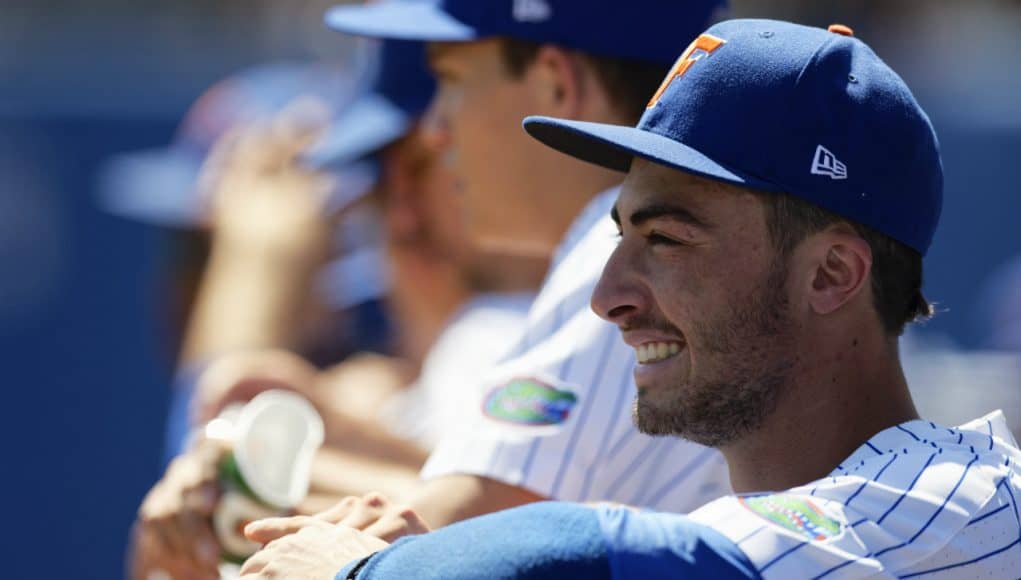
[325,0,729,65]
[524,19,943,254]
[305,39,435,169]
[98,62,358,228]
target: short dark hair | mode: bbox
[762,192,932,336]
[498,38,669,124]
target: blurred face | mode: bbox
[379,128,466,263]
[422,40,553,253]
[591,159,798,447]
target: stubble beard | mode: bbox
[634,259,796,448]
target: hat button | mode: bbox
[828,24,854,37]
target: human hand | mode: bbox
[246,492,430,545]
[238,520,388,579]
[133,439,228,579]
[199,98,336,253]
[193,349,320,425]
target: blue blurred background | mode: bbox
[2,1,1018,577]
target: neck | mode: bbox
[721,328,919,494]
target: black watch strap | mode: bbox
[345,552,378,579]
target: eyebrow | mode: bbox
[610,202,711,229]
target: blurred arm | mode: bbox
[409,473,547,529]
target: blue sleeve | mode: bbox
[338,502,611,579]
[596,505,760,579]
[335,502,759,579]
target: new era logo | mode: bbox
[513,0,551,22]
[811,145,848,180]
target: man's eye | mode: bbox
[647,232,682,246]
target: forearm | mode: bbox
[322,412,431,467]
[307,447,423,504]
[409,474,546,529]
[180,230,326,363]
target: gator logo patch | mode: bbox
[482,378,578,426]
[739,495,842,542]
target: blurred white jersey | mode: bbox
[380,293,535,449]
[421,188,731,512]
[689,410,1021,578]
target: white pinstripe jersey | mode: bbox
[420,188,731,512]
[688,410,1021,578]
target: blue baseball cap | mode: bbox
[99,62,359,227]
[305,38,436,169]
[524,19,943,254]
[325,0,729,65]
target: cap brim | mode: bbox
[96,147,204,228]
[325,2,476,42]
[304,93,411,169]
[523,116,785,194]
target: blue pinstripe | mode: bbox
[515,300,569,485]
[605,427,640,462]
[872,455,979,558]
[736,524,768,545]
[896,424,921,442]
[877,453,938,524]
[549,331,617,497]
[760,540,811,572]
[602,437,670,499]
[634,439,683,506]
[642,447,720,506]
[844,454,899,508]
[967,502,1009,527]
[577,365,634,501]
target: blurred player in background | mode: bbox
[98,62,390,465]
[241,19,1021,579]
[130,37,549,579]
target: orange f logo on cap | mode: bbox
[647,34,726,108]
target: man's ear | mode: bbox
[802,225,873,316]
[523,44,586,118]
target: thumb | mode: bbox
[244,515,319,545]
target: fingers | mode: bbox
[136,450,225,574]
[363,505,431,542]
[315,493,430,542]
[312,495,360,523]
[223,98,328,178]
[333,492,391,530]
[239,520,335,576]
[243,515,319,545]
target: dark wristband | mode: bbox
[345,552,378,579]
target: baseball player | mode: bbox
[239,19,1021,579]
[132,37,550,579]
[298,0,733,532]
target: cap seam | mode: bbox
[793,34,841,88]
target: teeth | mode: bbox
[636,341,683,364]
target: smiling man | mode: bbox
[239,20,1021,579]
[289,0,735,532]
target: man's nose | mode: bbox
[591,245,643,324]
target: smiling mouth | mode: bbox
[635,341,684,364]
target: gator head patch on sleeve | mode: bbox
[739,494,843,542]
[482,377,578,426]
